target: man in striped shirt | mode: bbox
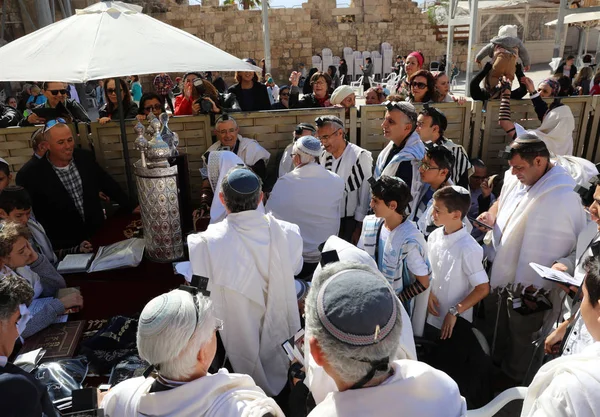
[416,106,472,189]
[316,115,373,244]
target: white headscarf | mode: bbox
[207,151,244,224]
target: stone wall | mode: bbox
[148,0,448,84]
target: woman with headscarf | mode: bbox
[393,51,425,95]
[499,76,575,156]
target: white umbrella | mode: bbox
[0,1,261,82]
[546,11,600,28]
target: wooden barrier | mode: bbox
[359,102,475,162]
[480,96,594,174]
[2,98,600,206]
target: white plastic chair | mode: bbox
[466,387,527,417]
[332,56,341,67]
[350,76,364,97]
[372,51,383,81]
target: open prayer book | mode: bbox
[14,348,45,373]
[282,329,306,366]
[529,262,582,287]
[57,253,95,274]
[57,239,145,273]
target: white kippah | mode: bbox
[330,85,355,105]
[449,185,470,195]
[137,290,199,366]
[297,135,323,157]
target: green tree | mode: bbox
[223,0,268,10]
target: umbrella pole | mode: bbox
[114,77,136,205]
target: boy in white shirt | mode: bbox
[358,175,431,317]
[426,185,490,339]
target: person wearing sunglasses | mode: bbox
[15,119,133,250]
[98,78,139,124]
[407,70,435,104]
[136,92,165,122]
[271,85,290,110]
[101,288,285,417]
[20,81,90,127]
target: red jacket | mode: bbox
[174,95,193,116]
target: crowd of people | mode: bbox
[1,41,600,417]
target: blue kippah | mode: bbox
[226,168,260,194]
[317,269,397,346]
[297,135,322,157]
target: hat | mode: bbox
[407,51,424,68]
[295,122,316,136]
[317,269,398,347]
[137,290,199,365]
[384,101,418,124]
[224,168,260,195]
[449,185,470,195]
[540,78,560,97]
[296,136,322,157]
[244,58,257,66]
[496,25,518,39]
[0,157,8,167]
[330,85,355,105]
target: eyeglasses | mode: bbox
[416,121,428,128]
[44,118,67,133]
[106,88,117,95]
[418,160,441,171]
[144,104,163,112]
[318,128,341,141]
[280,92,290,97]
[411,82,427,90]
[313,80,328,86]
[48,89,68,96]
[217,128,237,135]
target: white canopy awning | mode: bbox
[546,10,600,26]
[0,1,262,82]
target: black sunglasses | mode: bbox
[106,88,117,94]
[144,104,163,112]
[49,89,67,96]
[411,82,427,89]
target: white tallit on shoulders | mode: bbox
[206,151,244,224]
[490,165,586,289]
[552,154,599,187]
[187,210,301,396]
[521,342,600,417]
[532,105,575,156]
[207,135,270,166]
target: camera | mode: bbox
[194,95,214,114]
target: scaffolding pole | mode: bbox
[465,0,479,97]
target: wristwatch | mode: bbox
[449,305,460,317]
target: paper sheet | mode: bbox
[529,262,582,287]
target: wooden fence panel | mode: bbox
[481,97,594,175]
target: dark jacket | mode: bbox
[213,77,228,94]
[555,63,577,81]
[99,102,139,121]
[289,87,329,109]
[19,98,91,127]
[271,101,289,110]
[16,148,131,249]
[0,362,59,417]
[0,104,22,128]
[227,82,271,112]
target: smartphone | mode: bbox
[468,216,493,230]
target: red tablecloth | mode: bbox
[65,215,184,320]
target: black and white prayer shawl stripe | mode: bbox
[439,138,472,187]
[320,143,371,218]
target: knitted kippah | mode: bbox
[297,136,322,157]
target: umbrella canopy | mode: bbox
[546,11,600,29]
[0,1,262,82]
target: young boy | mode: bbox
[426,186,490,340]
[411,145,455,239]
[0,186,93,265]
[358,175,430,316]
[0,158,12,191]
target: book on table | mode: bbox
[57,239,145,273]
[57,253,95,274]
[20,320,86,360]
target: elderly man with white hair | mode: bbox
[188,167,303,398]
[267,135,345,279]
[101,287,284,417]
[304,261,467,417]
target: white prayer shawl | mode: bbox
[207,151,245,224]
[320,143,373,221]
[278,143,294,178]
[206,135,271,166]
[552,155,599,187]
[490,165,586,289]
[266,163,345,263]
[28,217,57,265]
[304,235,418,405]
[187,211,302,396]
[375,131,425,206]
[307,360,467,417]
[521,342,600,417]
[101,370,284,417]
[532,105,575,156]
